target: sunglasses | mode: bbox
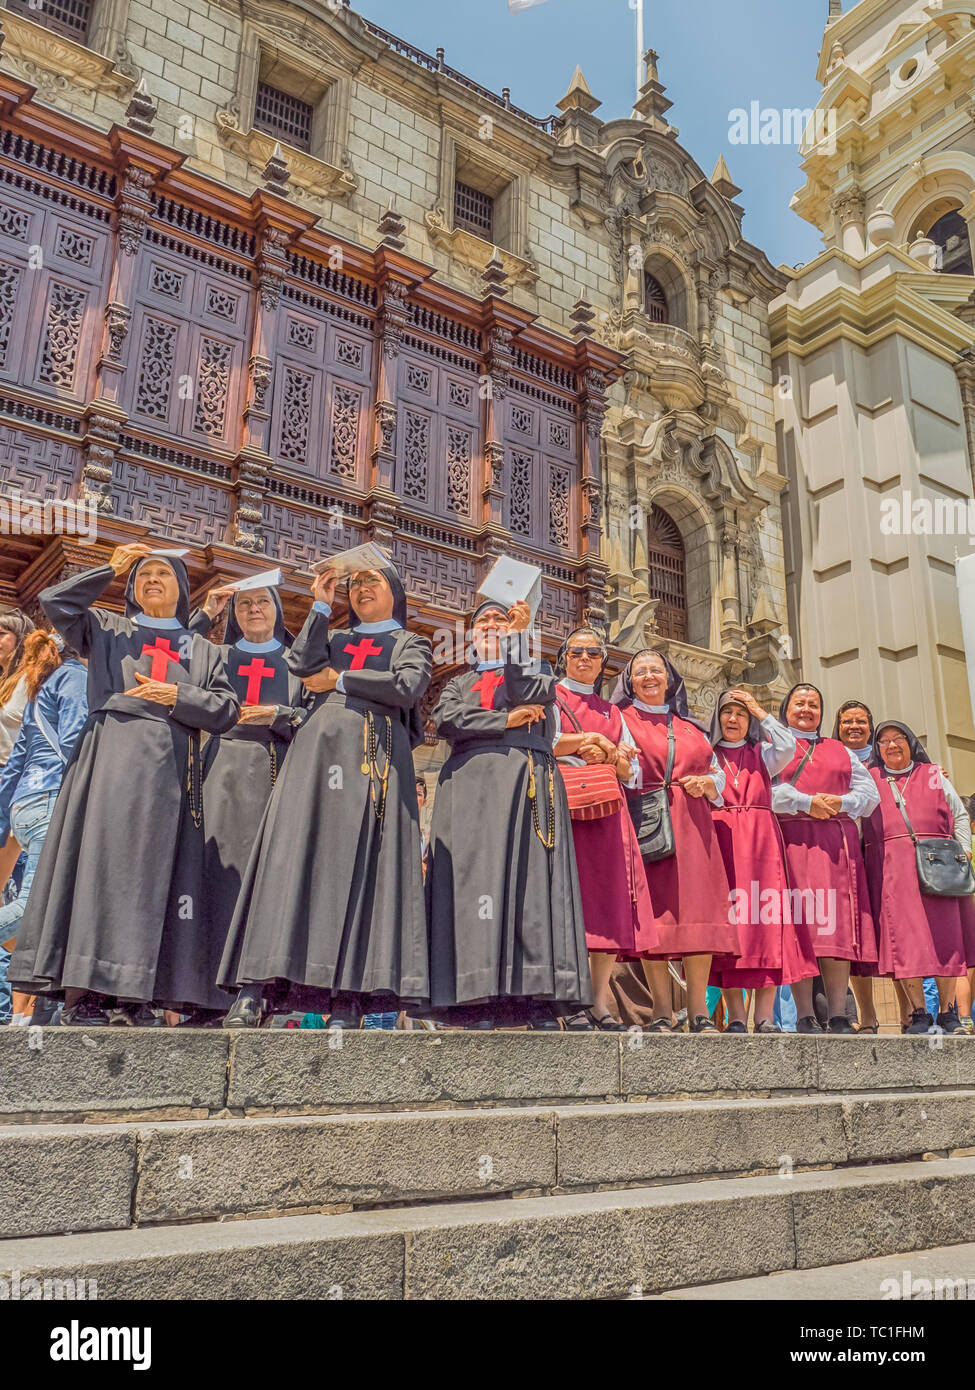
[567,646,603,658]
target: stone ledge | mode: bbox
[2,1157,973,1299]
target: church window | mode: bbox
[454,181,495,240]
[927,209,974,277]
[648,504,687,642]
[644,273,669,323]
[254,83,314,153]
[7,0,92,42]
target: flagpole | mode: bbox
[635,0,643,101]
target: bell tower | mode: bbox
[771,0,975,788]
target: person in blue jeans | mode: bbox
[0,632,87,1024]
[774,984,798,1033]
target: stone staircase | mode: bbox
[2,1029,975,1299]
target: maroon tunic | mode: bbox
[622,706,737,957]
[775,736,879,967]
[556,684,658,957]
[709,741,818,990]
[863,765,975,979]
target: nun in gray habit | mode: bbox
[9,546,239,1024]
[425,599,591,1029]
[219,557,431,1027]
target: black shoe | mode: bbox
[755,1019,782,1034]
[223,988,266,1029]
[689,1015,719,1033]
[587,1010,626,1033]
[828,1016,855,1034]
[936,1006,966,1035]
[905,1008,934,1035]
[527,1004,561,1031]
[61,999,110,1027]
[28,998,60,1026]
[726,1021,747,1034]
[796,1016,823,1034]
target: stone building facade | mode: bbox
[0,0,793,736]
[773,0,975,789]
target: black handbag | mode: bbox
[627,715,676,862]
[886,775,975,898]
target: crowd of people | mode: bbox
[1,540,974,1037]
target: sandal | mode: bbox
[854,1023,879,1035]
[562,1009,595,1032]
[689,1015,719,1034]
[725,1021,747,1034]
[646,1017,677,1033]
[587,1010,626,1033]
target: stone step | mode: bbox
[651,1241,975,1300]
[1,1157,973,1300]
[2,1028,973,1123]
[3,1090,975,1240]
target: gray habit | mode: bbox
[426,655,591,1011]
[9,565,239,1009]
[217,607,432,1012]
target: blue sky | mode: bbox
[354,0,831,269]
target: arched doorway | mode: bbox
[648,503,688,642]
[920,202,974,275]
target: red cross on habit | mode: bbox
[238,656,275,706]
[140,636,181,682]
[343,637,384,670]
[471,669,504,710]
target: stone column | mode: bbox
[830,187,866,258]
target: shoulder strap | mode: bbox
[556,697,584,734]
[32,700,66,764]
[663,714,676,788]
[787,741,815,788]
[886,774,918,845]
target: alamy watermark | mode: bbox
[728,103,837,152]
[0,1269,97,1300]
[0,491,98,539]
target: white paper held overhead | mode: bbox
[312,542,392,577]
[476,554,543,621]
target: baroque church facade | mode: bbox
[0,0,793,748]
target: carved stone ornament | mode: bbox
[1,10,136,98]
[217,123,357,201]
[424,208,539,287]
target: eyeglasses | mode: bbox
[567,646,603,658]
[877,737,908,749]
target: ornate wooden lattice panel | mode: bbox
[502,394,577,552]
[395,352,479,522]
[262,500,363,570]
[390,537,478,613]
[125,248,249,448]
[114,460,231,546]
[270,304,371,483]
[0,186,108,403]
[0,423,80,501]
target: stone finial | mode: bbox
[377,201,406,252]
[710,155,742,201]
[482,247,509,298]
[124,77,157,138]
[570,295,596,338]
[828,0,842,19]
[633,47,673,124]
[261,142,291,198]
[557,66,601,116]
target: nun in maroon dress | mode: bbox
[707,690,818,1033]
[863,721,975,1034]
[771,683,880,1034]
[611,649,736,1034]
[553,627,657,1030]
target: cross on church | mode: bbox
[343,637,384,670]
[140,636,181,681]
[238,656,275,706]
[471,669,505,710]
